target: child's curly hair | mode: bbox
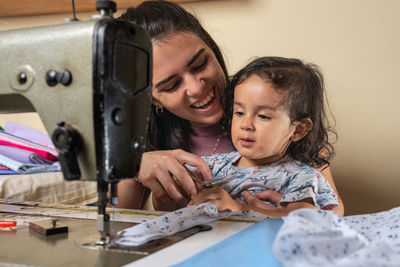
[223,56,337,168]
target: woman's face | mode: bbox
[152,32,226,128]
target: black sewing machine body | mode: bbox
[0,17,152,183]
[0,13,152,243]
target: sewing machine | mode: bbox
[0,3,272,266]
[0,0,152,245]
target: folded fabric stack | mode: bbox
[0,121,61,175]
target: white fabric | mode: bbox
[112,202,267,247]
[273,208,400,267]
[0,154,60,174]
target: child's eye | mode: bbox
[192,56,208,72]
[258,114,271,120]
[234,111,244,116]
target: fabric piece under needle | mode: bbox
[111,202,267,247]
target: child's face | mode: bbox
[231,74,295,166]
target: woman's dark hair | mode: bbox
[120,0,229,151]
[224,56,337,168]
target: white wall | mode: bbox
[186,0,400,215]
[1,0,399,215]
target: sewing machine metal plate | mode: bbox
[1,217,143,267]
[0,200,240,266]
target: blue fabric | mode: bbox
[174,218,283,267]
[0,169,17,174]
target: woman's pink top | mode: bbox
[189,125,235,157]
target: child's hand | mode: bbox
[239,190,286,211]
[189,187,245,212]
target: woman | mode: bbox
[117,0,344,215]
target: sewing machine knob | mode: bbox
[45,69,72,86]
[56,69,72,86]
[17,72,27,84]
[46,70,58,87]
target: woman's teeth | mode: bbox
[192,91,215,109]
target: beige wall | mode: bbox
[1,0,399,215]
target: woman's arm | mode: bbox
[152,192,182,211]
[116,178,185,211]
[116,179,149,209]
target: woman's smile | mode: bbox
[191,89,216,109]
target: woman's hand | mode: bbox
[138,149,212,208]
[189,187,244,212]
[239,190,286,212]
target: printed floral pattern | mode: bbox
[188,152,338,209]
[112,202,267,247]
[273,208,400,266]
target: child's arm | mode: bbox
[189,187,318,218]
[318,166,344,216]
[240,190,285,211]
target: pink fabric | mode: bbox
[189,125,235,157]
[0,140,58,161]
[0,164,10,170]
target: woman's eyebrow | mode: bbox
[155,48,206,89]
[155,74,177,89]
[187,48,205,67]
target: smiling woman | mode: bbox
[152,32,226,129]
[0,0,203,17]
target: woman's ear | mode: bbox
[291,118,313,142]
[152,98,163,109]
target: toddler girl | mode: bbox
[188,56,338,217]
